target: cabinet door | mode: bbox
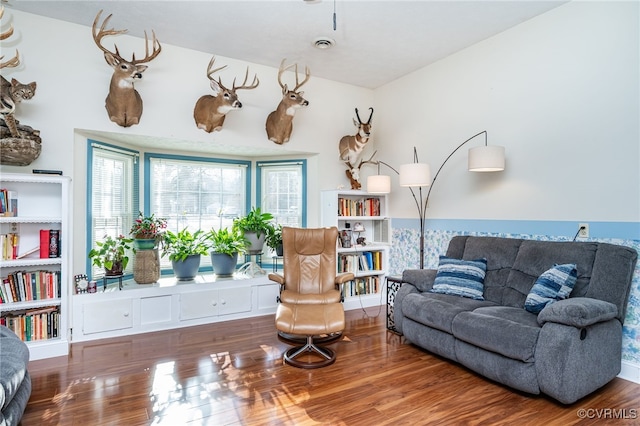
[218,287,252,315]
[83,298,133,334]
[180,289,219,321]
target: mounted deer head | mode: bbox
[344,151,377,190]
[339,107,374,168]
[0,6,19,69]
[92,10,161,128]
[265,59,310,144]
[193,56,259,133]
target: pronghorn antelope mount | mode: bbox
[339,107,374,189]
[193,56,259,133]
[92,10,162,128]
[265,59,310,144]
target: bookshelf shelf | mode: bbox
[0,173,70,360]
[321,189,391,311]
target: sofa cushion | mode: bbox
[0,327,30,412]
[524,264,577,314]
[402,292,496,334]
[430,256,487,300]
[452,306,541,362]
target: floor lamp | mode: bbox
[367,130,505,269]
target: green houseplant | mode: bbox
[265,224,283,256]
[88,234,134,275]
[233,207,274,253]
[207,227,248,276]
[162,228,209,280]
[130,212,167,248]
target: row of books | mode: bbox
[338,251,383,273]
[0,307,61,342]
[337,197,381,217]
[342,276,380,297]
[0,188,18,216]
[0,229,60,261]
[1,270,61,304]
[1,233,18,260]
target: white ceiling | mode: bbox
[7,0,568,89]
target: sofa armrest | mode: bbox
[537,297,618,328]
[402,269,437,292]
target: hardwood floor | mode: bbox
[24,306,640,425]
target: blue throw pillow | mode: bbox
[524,263,577,314]
[430,256,487,300]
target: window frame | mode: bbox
[256,159,307,228]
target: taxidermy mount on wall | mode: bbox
[193,56,259,133]
[265,59,310,145]
[339,108,374,189]
[1,5,41,166]
[92,10,161,128]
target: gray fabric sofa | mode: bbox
[0,326,31,426]
[394,236,638,404]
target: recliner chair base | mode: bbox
[283,335,336,369]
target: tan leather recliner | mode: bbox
[270,227,354,368]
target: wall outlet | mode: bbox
[578,223,589,238]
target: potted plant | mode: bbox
[265,224,284,256]
[161,228,209,280]
[207,227,248,276]
[233,207,274,254]
[88,234,134,276]
[130,211,167,249]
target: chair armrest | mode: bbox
[537,297,619,328]
[402,269,437,292]
[335,272,355,285]
[268,273,284,285]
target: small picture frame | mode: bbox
[74,274,89,294]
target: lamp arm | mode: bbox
[422,130,487,213]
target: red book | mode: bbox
[40,230,49,259]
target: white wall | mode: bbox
[372,1,639,227]
[0,10,373,274]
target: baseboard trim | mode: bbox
[619,361,640,384]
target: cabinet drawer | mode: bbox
[83,298,133,334]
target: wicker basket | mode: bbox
[133,249,160,284]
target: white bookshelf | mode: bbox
[320,189,391,310]
[0,173,71,360]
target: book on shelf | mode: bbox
[337,197,381,217]
[0,233,19,260]
[0,189,18,216]
[341,276,380,297]
[39,229,61,259]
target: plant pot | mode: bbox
[134,238,156,250]
[275,244,284,257]
[105,261,123,276]
[171,254,201,281]
[244,232,266,254]
[210,252,238,277]
[133,249,160,284]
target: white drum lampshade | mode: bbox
[399,163,432,187]
[468,145,505,172]
[367,174,391,194]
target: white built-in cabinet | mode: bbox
[0,173,71,360]
[321,190,391,310]
[71,275,279,342]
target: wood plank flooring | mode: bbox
[23,306,640,425]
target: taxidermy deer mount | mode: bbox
[344,151,378,191]
[265,59,310,145]
[339,108,374,189]
[193,56,259,133]
[92,10,162,128]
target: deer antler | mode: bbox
[206,56,228,84]
[92,10,161,64]
[0,6,19,69]
[293,63,311,91]
[232,66,259,91]
[276,58,297,90]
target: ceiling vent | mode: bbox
[313,37,335,50]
